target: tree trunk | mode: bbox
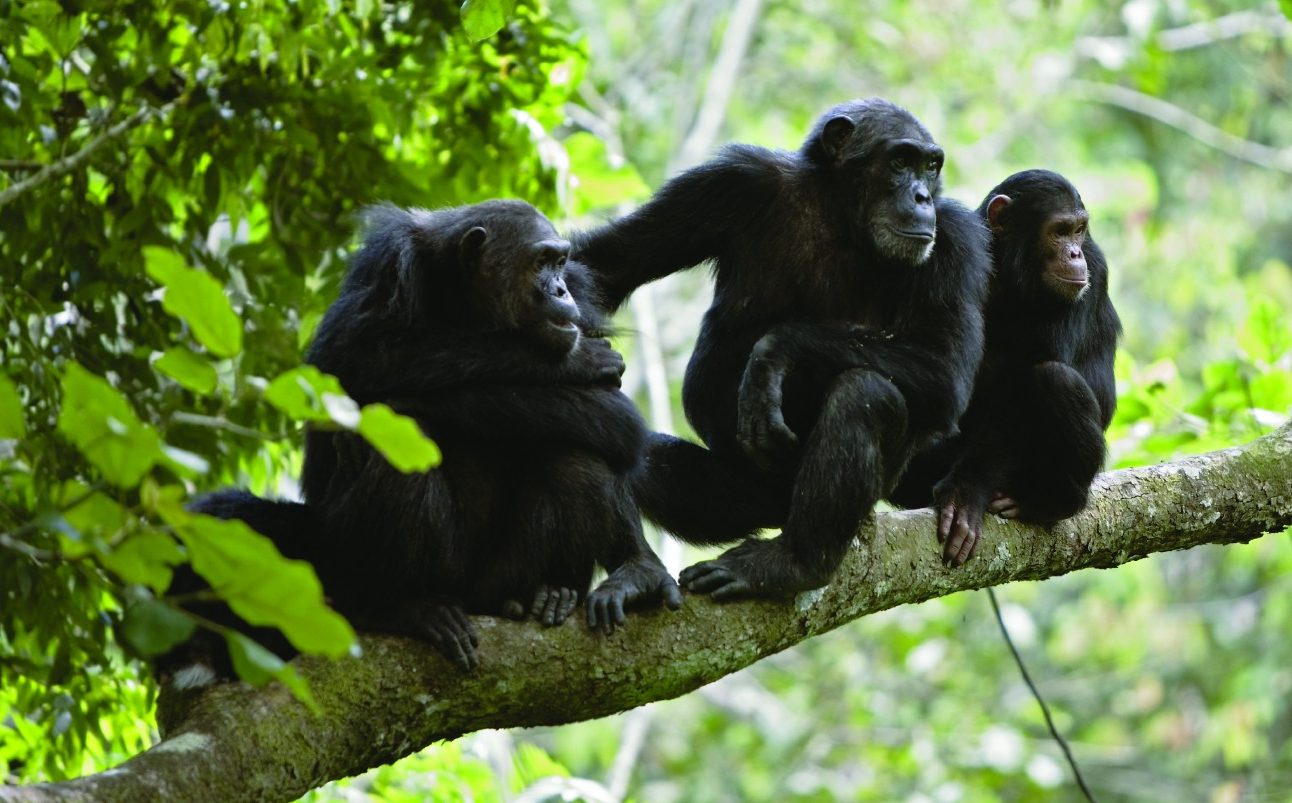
[5,421,1291,803]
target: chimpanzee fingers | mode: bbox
[761,415,799,460]
[987,494,1020,517]
[936,503,956,544]
[943,509,982,567]
[680,561,735,594]
[709,578,754,601]
[422,606,478,670]
[660,576,684,610]
[502,599,526,620]
[555,587,578,624]
[585,589,623,634]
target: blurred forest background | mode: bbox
[3,0,1292,800]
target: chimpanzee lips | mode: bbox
[893,228,935,242]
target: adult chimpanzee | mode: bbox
[168,201,681,676]
[573,98,991,600]
[886,169,1121,564]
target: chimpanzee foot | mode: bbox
[586,556,683,634]
[530,585,580,627]
[679,537,829,601]
[387,597,479,671]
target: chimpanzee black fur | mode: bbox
[889,169,1121,564]
[573,98,991,599]
[164,200,680,677]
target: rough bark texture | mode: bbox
[5,421,1291,803]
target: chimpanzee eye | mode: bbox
[890,157,905,174]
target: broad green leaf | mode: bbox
[225,631,279,684]
[101,531,185,592]
[461,0,513,41]
[56,363,160,488]
[144,246,243,358]
[121,600,196,656]
[265,366,358,426]
[154,347,218,394]
[0,373,25,439]
[357,403,441,472]
[226,632,319,710]
[155,498,355,657]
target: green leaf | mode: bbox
[0,373,25,439]
[101,531,185,592]
[144,246,244,358]
[154,347,219,394]
[225,633,319,711]
[461,0,514,41]
[56,363,161,488]
[265,366,358,427]
[357,403,441,472]
[154,497,355,658]
[121,600,196,656]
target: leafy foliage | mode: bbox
[0,0,587,781]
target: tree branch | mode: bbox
[5,421,1292,802]
[0,103,171,210]
[1068,80,1292,173]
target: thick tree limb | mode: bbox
[5,421,1292,803]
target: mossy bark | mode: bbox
[5,422,1291,803]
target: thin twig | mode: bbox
[988,587,1100,803]
[0,159,44,172]
[1068,80,1292,173]
[0,102,171,209]
[169,411,279,440]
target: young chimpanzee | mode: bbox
[888,169,1121,564]
[169,201,680,677]
[573,98,991,600]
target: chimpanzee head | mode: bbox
[803,98,945,266]
[979,170,1093,303]
[384,200,582,355]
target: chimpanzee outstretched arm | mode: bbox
[391,387,647,472]
[572,146,783,310]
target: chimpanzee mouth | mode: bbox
[892,228,935,242]
[548,320,579,332]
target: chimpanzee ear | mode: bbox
[986,194,1012,233]
[459,226,488,265]
[821,115,856,164]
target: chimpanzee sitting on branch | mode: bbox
[889,170,1121,564]
[574,98,992,600]
[165,201,681,677]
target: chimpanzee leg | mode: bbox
[1002,361,1106,522]
[633,432,790,545]
[680,369,908,599]
[511,451,682,631]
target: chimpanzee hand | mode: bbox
[586,555,683,634]
[736,350,798,470]
[565,337,625,387]
[932,481,987,567]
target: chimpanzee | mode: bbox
[887,169,1121,564]
[572,98,991,600]
[166,201,681,677]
